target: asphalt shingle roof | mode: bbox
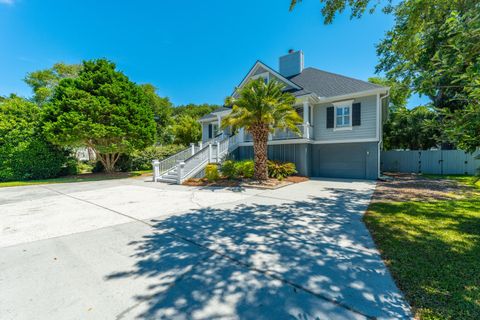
[199,106,231,121]
[287,67,384,98]
[201,67,385,121]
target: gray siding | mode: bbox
[311,142,379,180]
[313,95,378,142]
[201,123,209,142]
[236,144,310,176]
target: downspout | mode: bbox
[378,92,390,178]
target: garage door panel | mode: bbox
[311,142,378,180]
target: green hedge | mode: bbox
[219,160,296,180]
[0,97,71,182]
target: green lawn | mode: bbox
[422,174,480,189]
[365,177,480,319]
[0,170,152,188]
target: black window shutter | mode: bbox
[208,124,213,138]
[326,107,334,128]
[352,103,361,126]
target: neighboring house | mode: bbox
[199,50,389,180]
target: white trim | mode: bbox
[317,88,388,104]
[333,100,353,130]
[332,99,354,107]
[234,61,301,96]
[333,127,352,132]
[238,137,379,146]
[251,71,269,83]
[239,139,309,147]
[312,138,379,144]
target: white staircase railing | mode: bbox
[152,144,195,182]
[153,134,240,184]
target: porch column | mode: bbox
[238,128,245,143]
[217,115,222,138]
[302,101,310,139]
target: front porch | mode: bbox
[201,100,314,143]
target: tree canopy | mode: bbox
[24,62,82,105]
[291,0,479,152]
[141,83,174,144]
[289,0,394,24]
[42,59,156,172]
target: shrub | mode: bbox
[93,144,186,172]
[0,96,70,181]
[235,160,254,178]
[220,160,238,179]
[77,161,94,174]
[59,157,79,176]
[267,161,297,180]
[205,164,220,182]
[0,137,69,181]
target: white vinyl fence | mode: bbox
[381,150,480,175]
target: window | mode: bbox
[333,99,354,130]
[336,106,350,127]
[212,123,219,136]
[251,72,269,84]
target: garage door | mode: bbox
[311,143,378,180]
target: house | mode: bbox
[198,50,389,180]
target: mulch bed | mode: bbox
[372,172,473,202]
[183,176,309,189]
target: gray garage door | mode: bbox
[311,142,378,180]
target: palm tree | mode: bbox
[222,79,302,180]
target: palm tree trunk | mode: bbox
[251,124,269,180]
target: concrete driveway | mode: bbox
[0,178,412,320]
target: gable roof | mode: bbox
[233,61,301,96]
[198,106,231,121]
[287,67,384,98]
[200,64,388,122]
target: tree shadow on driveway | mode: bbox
[106,188,412,319]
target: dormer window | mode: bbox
[251,72,269,84]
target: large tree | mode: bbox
[42,59,156,173]
[25,62,82,105]
[291,0,480,152]
[289,0,395,24]
[141,84,174,144]
[222,79,302,180]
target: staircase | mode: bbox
[153,134,239,184]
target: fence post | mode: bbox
[190,143,195,156]
[208,144,212,163]
[199,141,203,150]
[177,161,185,184]
[152,159,160,182]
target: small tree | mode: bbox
[42,59,156,173]
[172,115,201,145]
[222,79,302,180]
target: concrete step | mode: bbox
[157,177,177,183]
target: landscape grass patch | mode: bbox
[365,176,480,319]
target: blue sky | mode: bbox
[0,0,428,107]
